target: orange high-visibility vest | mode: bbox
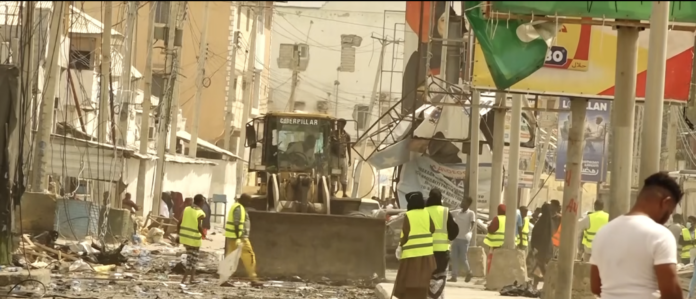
[552,224,562,247]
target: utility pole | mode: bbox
[489,93,506,219]
[153,1,183,214]
[334,74,340,116]
[168,3,186,154]
[98,2,113,145]
[503,94,522,249]
[666,105,678,170]
[468,91,481,243]
[116,1,137,146]
[351,35,389,198]
[135,1,157,216]
[29,1,64,192]
[188,2,211,157]
[19,1,36,181]
[554,98,587,299]
[287,44,300,111]
[223,30,240,152]
[638,2,669,185]
[236,2,259,197]
[609,24,638,219]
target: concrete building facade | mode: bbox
[270,2,405,139]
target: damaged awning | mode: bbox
[176,131,242,160]
[48,134,146,181]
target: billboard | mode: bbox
[555,98,611,182]
[472,24,694,102]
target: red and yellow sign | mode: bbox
[543,23,592,72]
[472,23,694,102]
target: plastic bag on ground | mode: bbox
[499,280,540,297]
[217,242,243,285]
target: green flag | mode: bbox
[465,1,553,90]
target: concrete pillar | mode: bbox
[554,98,588,299]
[489,93,506,218]
[609,26,639,220]
[469,91,481,243]
[638,1,669,185]
[504,94,522,249]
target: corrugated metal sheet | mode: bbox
[47,135,125,181]
[54,198,99,240]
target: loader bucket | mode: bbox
[236,211,386,280]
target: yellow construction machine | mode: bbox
[244,111,380,216]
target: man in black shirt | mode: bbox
[331,119,351,197]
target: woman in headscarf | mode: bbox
[393,192,436,299]
[526,202,554,288]
[425,189,459,299]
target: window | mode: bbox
[236,4,242,30]
[155,2,170,24]
[69,50,92,70]
[151,73,164,99]
[353,104,370,130]
[148,126,156,140]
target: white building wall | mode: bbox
[270,2,405,138]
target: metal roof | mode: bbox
[176,131,242,160]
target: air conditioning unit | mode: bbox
[316,101,329,113]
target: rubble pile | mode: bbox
[0,227,376,299]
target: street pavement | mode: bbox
[376,270,501,299]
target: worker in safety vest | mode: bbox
[393,192,436,299]
[224,193,262,286]
[484,204,509,273]
[517,206,531,250]
[577,199,608,261]
[680,216,696,264]
[177,194,207,285]
[425,188,459,296]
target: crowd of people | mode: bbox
[393,171,687,299]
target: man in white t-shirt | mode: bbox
[590,172,684,299]
[449,196,476,282]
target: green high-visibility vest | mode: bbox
[400,209,434,259]
[582,211,609,249]
[426,205,450,252]
[484,215,506,248]
[179,207,205,247]
[225,203,246,239]
[681,228,695,260]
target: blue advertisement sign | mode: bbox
[555,97,611,182]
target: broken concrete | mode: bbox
[18,192,56,234]
[542,260,594,299]
[467,246,486,277]
[485,248,527,291]
[0,268,50,287]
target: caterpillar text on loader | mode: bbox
[244,111,380,217]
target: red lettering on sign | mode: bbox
[565,170,572,186]
[566,198,578,215]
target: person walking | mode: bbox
[393,192,436,299]
[577,199,608,261]
[526,203,555,288]
[590,172,684,299]
[517,206,531,250]
[425,189,459,299]
[224,193,262,286]
[449,196,475,282]
[680,216,696,265]
[178,194,207,285]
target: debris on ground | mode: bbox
[1,227,376,299]
[499,280,541,297]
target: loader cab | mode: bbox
[246,112,334,175]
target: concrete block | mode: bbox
[18,192,56,234]
[0,269,50,287]
[375,283,392,299]
[485,248,527,291]
[466,246,486,277]
[541,260,593,299]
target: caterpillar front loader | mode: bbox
[243,111,380,216]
